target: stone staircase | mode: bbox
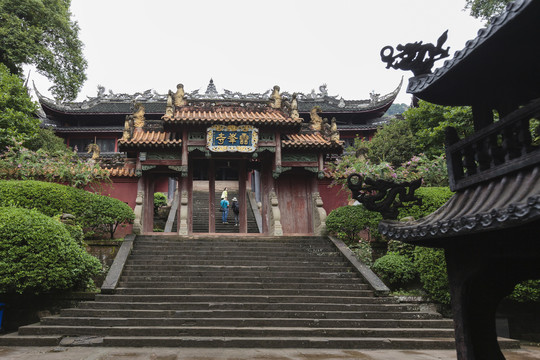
[192,191,259,233]
[0,235,475,349]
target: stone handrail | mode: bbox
[101,234,135,294]
[327,235,390,296]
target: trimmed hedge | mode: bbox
[0,180,134,238]
[372,251,417,288]
[326,205,382,244]
[0,207,102,294]
[399,186,454,220]
[413,246,451,305]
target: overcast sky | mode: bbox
[30,0,485,105]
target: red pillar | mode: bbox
[239,160,247,233]
[208,159,215,233]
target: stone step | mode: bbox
[116,281,371,290]
[126,256,342,263]
[119,270,357,279]
[69,302,423,314]
[128,250,341,258]
[0,333,520,350]
[0,234,464,349]
[92,294,385,304]
[101,336,464,349]
[132,236,327,243]
[112,287,374,297]
[41,317,454,329]
[118,275,363,284]
[130,248,335,256]
[122,264,352,272]
[58,308,444,321]
[18,325,455,338]
[125,259,348,267]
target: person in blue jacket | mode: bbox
[220,196,229,224]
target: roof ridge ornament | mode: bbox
[380,30,450,76]
[205,78,218,96]
[269,85,282,109]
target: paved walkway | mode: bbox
[1,346,540,360]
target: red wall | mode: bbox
[318,179,350,215]
[154,176,169,194]
[276,171,313,234]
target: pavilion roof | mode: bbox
[166,106,302,128]
[282,133,343,151]
[407,0,540,107]
[34,80,401,120]
[118,131,182,149]
[105,167,138,177]
[379,164,540,245]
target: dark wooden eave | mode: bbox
[407,0,540,108]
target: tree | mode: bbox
[464,0,512,20]
[367,118,416,166]
[404,100,474,158]
[385,103,409,116]
[0,0,87,101]
[0,63,40,149]
[24,127,70,153]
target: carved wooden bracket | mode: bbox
[347,174,422,220]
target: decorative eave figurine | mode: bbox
[269,85,282,109]
[347,174,422,220]
[131,102,146,130]
[380,30,450,76]
[309,106,323,131]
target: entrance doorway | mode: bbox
[190,157,260,234]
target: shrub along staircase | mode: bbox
[0,235,519,349]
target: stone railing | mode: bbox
[446,98,540,191]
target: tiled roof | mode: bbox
[406,0,540,105]
[54,126,123,133]
[282,133,343,151]
[105,167,138,177]
[35,80,401,119]
[379,164,540,243]
[167,107,302,127]
[118,131,182,148]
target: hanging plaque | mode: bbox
[207,125,259,153]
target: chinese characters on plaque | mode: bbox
[207,125,259,153]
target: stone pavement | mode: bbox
[1,346,540,360]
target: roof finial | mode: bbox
[206,78,218,95]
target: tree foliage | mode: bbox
[404,100,474,158]
[464,0,512,20]
[24,127,70,153]
[0,0,87,101]
[0,142,110,188]
[367,118,416,166]
[385,103,409,116]
[0,63,40,149]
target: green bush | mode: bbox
[372,251,417,288]
[326,205,382,244]
[0,207,102,294]
[82,195,135,239]
[413,246,450,304]
[399,186,454,221]
[154,192,167,212]
[387,240,416,260]
[0,180,134,238]
[509,280,540,302]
